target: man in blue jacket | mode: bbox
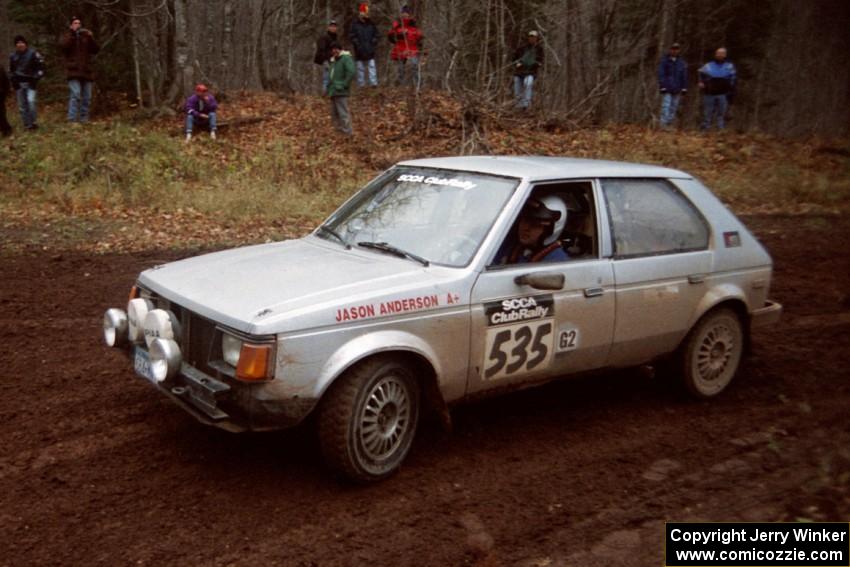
[699,47,736,130]
[657,42,687,128]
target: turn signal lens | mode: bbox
[129,285,140,302]
[236,344,272,382]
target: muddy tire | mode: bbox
[318,356,420,482]
[676,307,744,399]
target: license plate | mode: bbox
[133,346,156,384]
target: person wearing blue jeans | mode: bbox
[657,42,687,128]
[67,79,93,122]
[314,21,339,94]
[16,84,37,129]
[397,57,420,89]
[699,47,736,130]
[513,75,535,110]
[9,35,44,130]
[350,4,379,88]
[61,17,100,123]
[512,31,544,110]
[184,84,218,142]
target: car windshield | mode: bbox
[320,167,519,267]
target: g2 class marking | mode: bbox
[557,327,580,352]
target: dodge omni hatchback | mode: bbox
[103,156,782,481]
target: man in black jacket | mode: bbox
[349,3,378,87]
[9,35,45,130]
[0,65,12,136]
[314,20,339,94]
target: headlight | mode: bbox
[222,334,243,367]
[149,338,181,383]
[127,298,154,343]
[103,308,128,347]
[221,332,273,381]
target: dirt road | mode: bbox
[1,215,848,566]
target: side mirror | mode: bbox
[514,272,565,290]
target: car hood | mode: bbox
[138,237,463,335]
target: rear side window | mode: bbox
[601,179,709,258]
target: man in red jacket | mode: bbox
[387,6,423,89]
[60,16,100,123]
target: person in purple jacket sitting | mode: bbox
[184,83,218,142]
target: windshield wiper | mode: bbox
[317,225,351,249]
[357,241,430,267]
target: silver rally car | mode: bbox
[103,156,782,480]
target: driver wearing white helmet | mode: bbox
[495,195,569,264]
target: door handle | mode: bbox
[584,287,604,298]
[688,273,706,284]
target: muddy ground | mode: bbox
[1,215,848,567]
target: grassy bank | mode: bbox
[1,91,848,252]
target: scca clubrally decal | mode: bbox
[485,294,554,326]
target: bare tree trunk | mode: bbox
[221,0,234,87]
[163,0,193,106]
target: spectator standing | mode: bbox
[314,20,340,94]
[657,42,687,128]
[699,47,736,130]
[184,83,218,142]
[8,36,45,131]
[350,3,379,88]
[60,16,100,123]
[327,42,355,136]
[512,31,544,110]
[0,65,12,136]
[388,6,423,88]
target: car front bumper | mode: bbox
[128,347,316,432]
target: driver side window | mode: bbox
[490,181,597,267]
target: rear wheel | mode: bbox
[318,356,420,481]
[677,307,744,399]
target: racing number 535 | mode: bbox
[484,319,555,380]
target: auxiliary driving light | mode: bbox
[127,298,154,343]
[143,309,182,348]
[149,338,181,383]
[103,308,128,347]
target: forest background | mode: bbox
[1,0,848,253]
[2,0,849,137]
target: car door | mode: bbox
[466,181,615,395]
[600,178,713,367]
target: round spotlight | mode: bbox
[103,308,128,347]
[143,309,182,348]
[127,298,154,343]
[149,338,182,383]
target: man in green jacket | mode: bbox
[327,42,355,136]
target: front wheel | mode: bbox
[318,356,420,481]
[676,307,744,399]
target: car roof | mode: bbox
[398,156,693,181]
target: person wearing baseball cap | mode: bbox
[388,5,424,88]
[184,83,218,142]
[314,19,340,94]
[657,41,687,128]
[512,30,544,110]
[350,3,379,87]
